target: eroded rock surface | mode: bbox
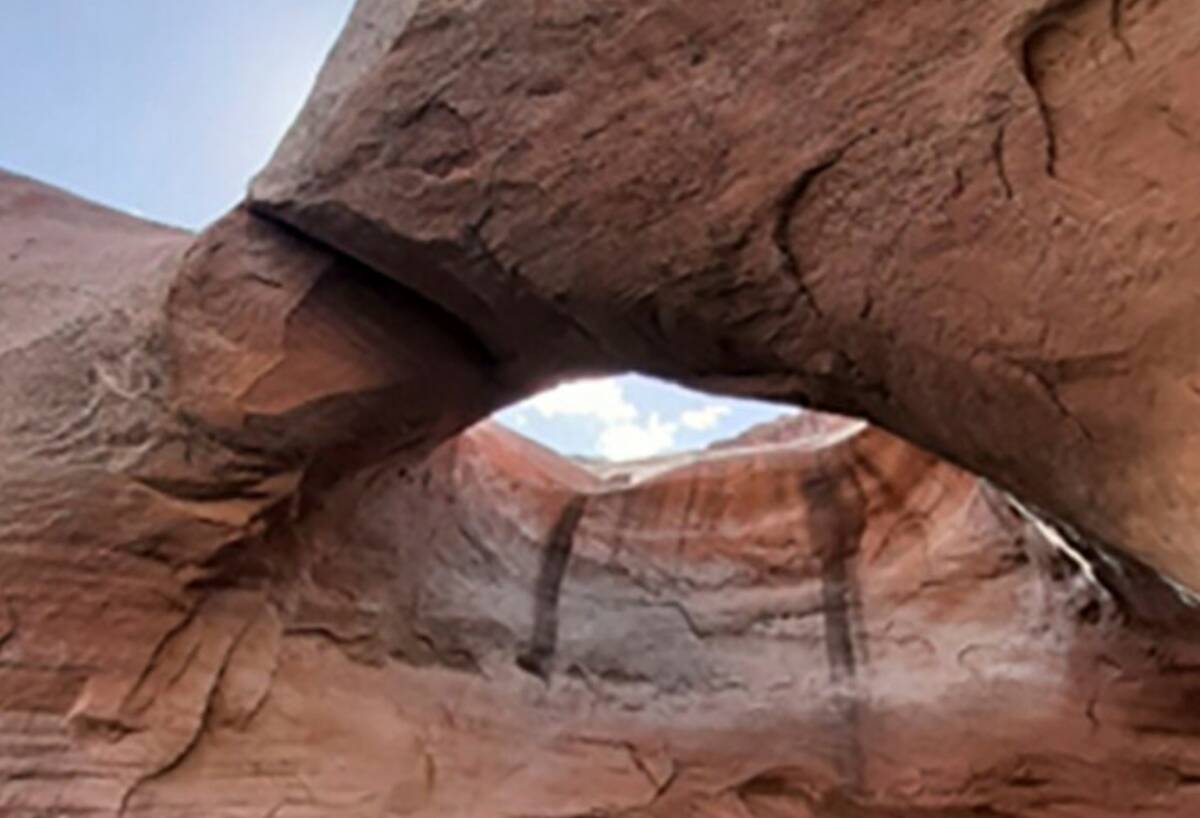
[7,1,1200,814]
[7,310,1200,815]
[1,170,1199,813]
[252,0,1200,592]
[0,171,516,814]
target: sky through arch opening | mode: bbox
[493,373,803,462]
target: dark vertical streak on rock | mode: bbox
[517,495,588,679]
[802,458,868,789]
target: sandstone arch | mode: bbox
[250,0,1200,592]
[6,1,1200,814]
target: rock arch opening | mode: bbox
[267,377,1197,817]
[8,0,1200,813]
[491,373,808,463]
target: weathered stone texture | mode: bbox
[8,1,1200,814]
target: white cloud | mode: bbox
[679,403,733,431]
[500,377,745,462]
[526,377,637,424]
[596,413,678,461]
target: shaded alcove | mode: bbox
[267,377,1200,817]
[7,153,1200,817]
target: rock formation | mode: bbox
[251,0,1200,592]
[7,0,1200,814]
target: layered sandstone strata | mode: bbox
[2,179,1199,812]
[8,0,1200,813]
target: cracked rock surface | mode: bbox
[5,236,1200,814]
[7,0,1200,814]
[253,0,1200,592]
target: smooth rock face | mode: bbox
[253,0,1200,592]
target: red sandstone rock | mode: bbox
[7,2,1200,814]
[252,0,1200,592]
[0,171,510,813]
[3,168,1200,813]
[10,348,1200,814]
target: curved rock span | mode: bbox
[7,0,1200,814]
[5,266,1200,814]
[251,0,1200,593]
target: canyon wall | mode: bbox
[7,0,1200,814]
[8,213,1200,813]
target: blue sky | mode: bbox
[2,2,794,460]
[497,375,796,461]
[0,1,354,228]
